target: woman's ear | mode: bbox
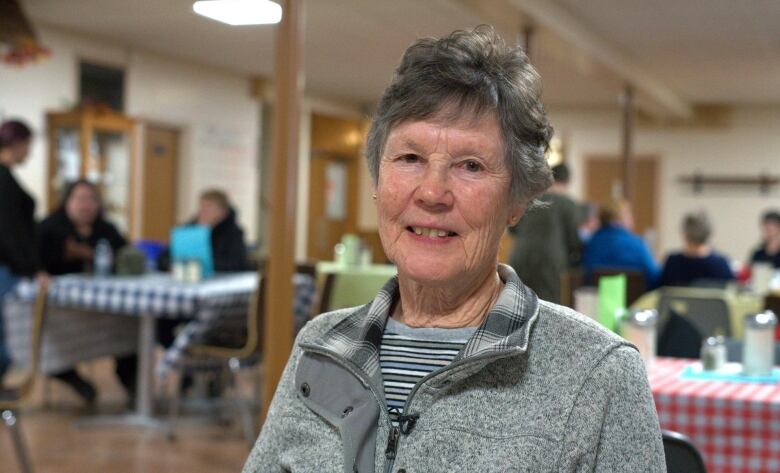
[508,202,525,226]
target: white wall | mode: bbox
[549,106,780,265]
[0,25,259,241]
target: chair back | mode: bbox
[187,275,265,360]
[764,294,780,339]
[13,281,49,401]
[318,271,393,313]
[559,268,583,309]
[662,430,707,473]
[592,268,646,306]
[658,287,731,338]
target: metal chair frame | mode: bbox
[1,281,49,473]
[662,429,707,473]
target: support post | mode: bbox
[620,85,634,200]
[261,0,304,423]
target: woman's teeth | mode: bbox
[411,226,455,238]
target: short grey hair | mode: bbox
[682,212,711,245]
[365,25,553,206]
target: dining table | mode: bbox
[5,272,261,430]
[648,357,780,473]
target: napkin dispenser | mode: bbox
[743,310,777,377]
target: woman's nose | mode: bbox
[415,164,453,210]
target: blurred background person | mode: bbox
[0,119,42,385]
[583,199,660,290]
[38,179,135,403]
[508,162,581,303]
[658,212,734,288]
[157,189,248,351]
[749,210,780,268]
[578,201,600,244]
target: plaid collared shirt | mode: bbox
[312,264,540,386]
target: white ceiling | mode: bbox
[20,0,780,108]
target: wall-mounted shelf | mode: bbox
[678,173,780,194]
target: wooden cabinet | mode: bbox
[46,106,138,235]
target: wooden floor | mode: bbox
[1,360,253,473]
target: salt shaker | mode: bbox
[743,311,777,376]
[621,309,658,367]
[701,336,727,371]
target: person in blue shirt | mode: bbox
[583,200,660,289]
[659,212,734,287]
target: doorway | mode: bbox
[306,114,362,261]
[584,155,660,251]
[141,125,179,242]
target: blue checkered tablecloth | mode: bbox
[4,272,259,373]
[38,272,259,319]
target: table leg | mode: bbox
[136,312,155,416]
[74,312,167,431]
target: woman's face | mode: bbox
[376,113,523,287]
[6,139,31,165]
[65,184,100,227]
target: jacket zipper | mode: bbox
[301,344,524,473]
[299,345,398,473]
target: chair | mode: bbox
[559,268,583,309]
[657,287,732,339]
[662,430,707,473]
[592,268,646,306]
[317,270,393,313]
[166,276,266,446]
[763,294,780,339]
[1,281,49,473]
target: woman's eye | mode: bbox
[463,160,483,172]
[400,154,419,163]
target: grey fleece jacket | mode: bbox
[244,265,666,473]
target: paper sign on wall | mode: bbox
[325,161,347,220]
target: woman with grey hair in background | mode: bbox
[659,211,734,287]
[244,26,664,473]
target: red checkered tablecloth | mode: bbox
[648,357,780,473]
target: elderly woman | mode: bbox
[659,212,734,287]
[245,27,664,472]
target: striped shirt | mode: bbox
[380,317,476,425]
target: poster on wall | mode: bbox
[325,161,347,220]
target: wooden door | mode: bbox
[584,155,659,247]
[141,125,179,242]
[307,114,362,261]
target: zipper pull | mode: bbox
[385,426,400,460]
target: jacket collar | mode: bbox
[310,264,540,385]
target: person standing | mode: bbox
[508,163,581,303]
[0,119,42,383]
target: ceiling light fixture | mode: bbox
[192,0,282,26]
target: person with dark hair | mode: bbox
[0,119,41,383]
[659,212,734,287]
[750,210,780,268]
[38,180,135,402]
[245,27,664,473]
[508,162,581,303]
[583,199,660,289]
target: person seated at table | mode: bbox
[582,199,660,289]
[659,212,734,288]
[749,210,780,268]
[38,180,136,403]
[245,26,664,472]
[157,189,249,349]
